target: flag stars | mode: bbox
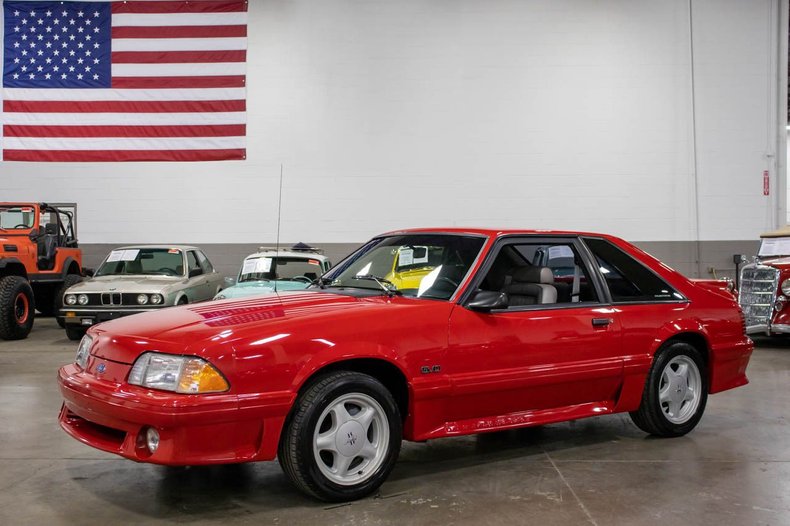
[45,57,52,64]
[77,27,84,33]
[13,10,20,16]
[77,58,84,64]
[21,18,27,25]
[93,11,100,17]
[29,26,36,33]
[78,11,84,17]
[68,66,75,72]
[20,50,27,56]
[37,50,44,56]
[69,19,75,25]
[61,73,67,79]
[54,19,60,25]
[36,65,43,72]
[28,73,35,79]
[14,26,20,32]
[46,42,52,49]
[13,73,19,79]
[21,34,28,41]
[77,42,84,49]
[45,26,52,33]
[13,58,19,64]
[93,58,99,64]
[45,73,51,79]
[46,10,52,17]
[13,42,20,48]
[53,66,59,72]
[29,10,35,17]
[20,65,27,72]
[77,73,83,79]
[93,27,100,33]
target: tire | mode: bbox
[177,297,188,305]
[54,274,83,328]
[629,342,708,437]
[65,326,86,341]
[0,276,35,341]
[278,371,402,502]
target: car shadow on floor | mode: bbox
[65,414,646,519]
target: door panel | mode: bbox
[445,305,622,422]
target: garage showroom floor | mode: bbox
[0,319,785,526]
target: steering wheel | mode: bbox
[13,224,29,229]
[156,267,179,276]
[291,276,313,284]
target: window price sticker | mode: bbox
[107,249,139,262]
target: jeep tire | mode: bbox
[0,276,35,340]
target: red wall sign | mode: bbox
[764,170,770,196]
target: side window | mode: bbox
[479,241,599,308]
[195,251,214,273]
[583,238,680,302]
[187,251,203,277]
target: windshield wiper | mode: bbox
[353,274,401,297]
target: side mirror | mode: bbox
[467,290,509,312]
[189,268,202,278]
[224,276,237,287]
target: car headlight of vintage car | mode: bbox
[149,294,164,305]
[128,352,229,394]
[137,294,149,305]
[64,294,77,305]
[782,279,790,297]
[75,334,93,369]
[77,294,89,305]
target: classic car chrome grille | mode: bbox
[738,265,780,329]
[101,293,122,306]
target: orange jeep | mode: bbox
[0,203,84,340]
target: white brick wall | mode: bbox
[0,0,783,244]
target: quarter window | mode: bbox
[583,238,680,302]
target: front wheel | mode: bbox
[0,276,35,340]
[278,371,402,502]
[629,342,708,437]
[65,326,86,341]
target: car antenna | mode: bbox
[274,164,284,293]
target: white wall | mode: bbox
[0,0,783,244]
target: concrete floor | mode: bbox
[1,319,789,526]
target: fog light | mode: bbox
[146,427,160,453]
[77,294,89,305]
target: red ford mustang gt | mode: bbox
[58,229,752,501]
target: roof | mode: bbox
[246,249,329,261]
[760,226,790,238]
[112,244,200,251]
[378,227,613,238]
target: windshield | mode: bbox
[319,234,486,300]
[95,248,184,277]
[759,237,790,257]
[239,256,324,283]
[0,206,35,230]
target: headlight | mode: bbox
[128,352,229,394]
[137,294,149,305]
[150,294,163,305]
[77,294,89,305]
[782,279,790,296]
[75,334,93,369]
[64,294,76,305]
[214,294,226,300]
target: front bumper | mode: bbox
[57,362,292,465]
[58,307,163,327]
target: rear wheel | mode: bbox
[54,274,83,328]
[278,371,402,502]
[0,276,35,340]
[32,284,55,316]
[629,342,708,437]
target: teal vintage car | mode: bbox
[214,246,332,300]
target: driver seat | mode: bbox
[36,224,58,271]
[505,266,557,306]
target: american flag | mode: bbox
[2,0,247,162]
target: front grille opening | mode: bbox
[739,266,779,327]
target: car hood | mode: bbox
[88,290,450,364]
[758,256,790,269]
[219,281,308,299]
[68,275,182,294]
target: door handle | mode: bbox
[591,317,613,327]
